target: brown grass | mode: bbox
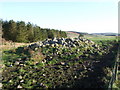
[31,49,45,64]
[1,38,34,51]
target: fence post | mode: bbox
[108,46,119,90]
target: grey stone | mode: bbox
[15,61,20,65]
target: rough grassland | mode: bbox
[84,35,117,41]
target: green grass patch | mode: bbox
[84,35,117,42]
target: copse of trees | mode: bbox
[1,19,67,43]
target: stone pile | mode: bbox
[28,37,96,50]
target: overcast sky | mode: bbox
[0,0,119,33]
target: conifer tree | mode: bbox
[16,21,27,42]
[9,20,17,41]
[27,22,34,42]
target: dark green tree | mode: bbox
[47,29,54,39]
[33,25,43,41]
[2,21,10,40]
[8,20,17,41]
[16,21,28,42]
[41,29,48,40]
[27,22,34,42]
[2,19,67,42]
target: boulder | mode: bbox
[42,59,46,63]
[18,58,22,61]
[57,39,62,44]
[20,80,24,83]
[38,41,43,46]
[15,61,20,65]
[29,43,40,50]
[19,75,22,79]
[17,85,22,88]
[61,62,66,65]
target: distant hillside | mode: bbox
[68,31,88,35]
[66,31,88,38]
[91,33,118,36]
[66,31,79,38]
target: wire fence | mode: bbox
[108,46,119,90]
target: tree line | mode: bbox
[1,19,67,43]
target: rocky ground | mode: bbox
[2,37,119,89]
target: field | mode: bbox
[1,34,120,89]
[84,34,117,41]
[1,38,35,51]
[66,31,79,39]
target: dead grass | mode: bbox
[0,38,35,51]
[31,49,45,64]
